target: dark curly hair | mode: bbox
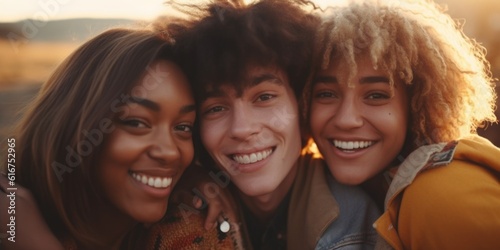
[169,0,319,102]
[154,0,319,170]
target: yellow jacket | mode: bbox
[374,135,500,249]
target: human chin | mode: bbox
[323,151,385,185]
[113,187,168,224]
[327,162,371,185]
[132,201,168,223]
[231,173,277,197]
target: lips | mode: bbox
[231,148,274,164]
[332,140,374,150]
[130,172,172,189]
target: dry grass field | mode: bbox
[0,40,80,153]
[0,39,80,89]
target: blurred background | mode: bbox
[0,0,499,152]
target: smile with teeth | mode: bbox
[130,172,172,189]
[232,148,273,164]
[333,140,374,150]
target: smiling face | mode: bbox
[199,67,302,200]
[96,60,195,224]
[310,55,409,185]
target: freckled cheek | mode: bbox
[367,106,408,138]
[309,107,330,137]
[367,110,396,126]
[389,98,410,134]
[395,89,410,130]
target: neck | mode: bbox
[361,172,390,211]
[239,164,297,224]
[78,199,138,250]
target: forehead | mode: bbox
[317,54,391,78]
[313,54,407,91]
[322,53,374,71]
[202,66,289,98]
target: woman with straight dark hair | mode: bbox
[1,27,198,249]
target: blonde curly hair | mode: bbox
[309,0,497,150]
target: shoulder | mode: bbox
[397,157,500,249]
[402,158,500,212]
[401,136,500,210]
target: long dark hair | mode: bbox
[15,28,174,246]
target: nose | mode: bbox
[148,127,180,164]
[333,96,363,130]
[229,101,260,141]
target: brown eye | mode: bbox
[257,94,275,102]
[315,91,333,98]
[205,106,226,114]
[120,119,149,128]
[175,124,193,133]
[367,93,389,100]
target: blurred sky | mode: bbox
[1,0,498,22]
[0,0,500,22]
[0,0,177,22]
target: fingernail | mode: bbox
[193,196,203,208]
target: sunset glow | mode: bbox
[1,0,498,22]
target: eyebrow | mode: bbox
[312,76,390,85]
[249,73,284,86]
[129,97,196,115]
[129,97,160,111]
[179,104,196,114]
[359,76,390,84]
[203,73,285,99]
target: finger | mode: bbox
[204,202,222,230]
[217,193,239,224]
[193,196,204,209]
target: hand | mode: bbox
[170,164,240,231]
[0,174,64,250]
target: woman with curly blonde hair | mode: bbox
[300,0,500,249]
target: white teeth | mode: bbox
[250,153,257,162]
[131,172,172,189]
[154,178,162,188]
[333,140,373,150]
[232,149,273,164]
[162,178,172,187]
